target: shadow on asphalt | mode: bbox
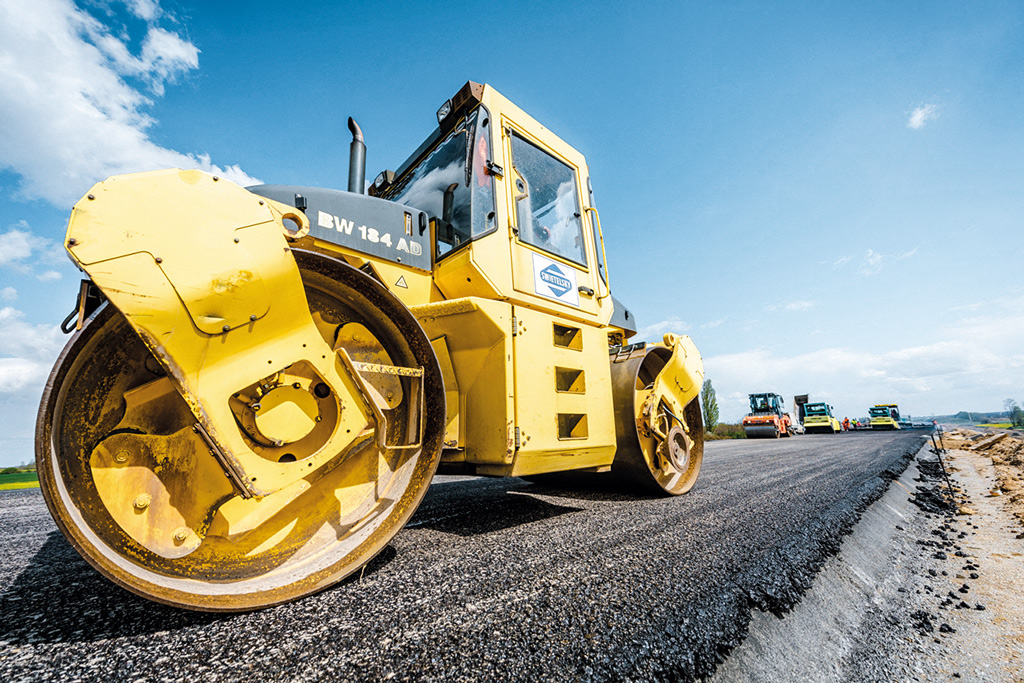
[0,532,226,645]
[520,474,662,502]
[409,488,584,536]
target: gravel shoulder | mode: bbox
[711,437,1024,682]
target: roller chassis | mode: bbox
[37,82,707,611]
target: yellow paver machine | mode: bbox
[37,82,705,611]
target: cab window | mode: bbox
[509,133,586,266]
[386,108,496,260]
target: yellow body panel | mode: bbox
[804,415,841,432]
[508,307,616,476]
[413,297,515,464]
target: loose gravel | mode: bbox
[0,431,922,682]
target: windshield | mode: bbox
[869,407,892,418]
[750,394,778,413]
[804,404,827,416]
[385,108,496,259]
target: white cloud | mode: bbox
[701,317,727,329]
[0,306,65,393]
[859,249,884,275]
[0,357,53,393]
[0,228,33,266]
[767,300,815,312]
[856,247,917,276]
[637,316,691,341]
[0,286,15,301]
[0,223,73,280]
[831,255,852,270]
[0,0,259,208]
[907,104,939,130]
[703,313,1024,423]
[124,0,161,22]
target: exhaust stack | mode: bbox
[347,117,366,194]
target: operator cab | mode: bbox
[749,393,784,416]
[804,403,829,416]
[371,81,631,337]
[869,405,900,421]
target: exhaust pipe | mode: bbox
[347,117,366,194]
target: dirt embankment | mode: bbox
[938,428,1024,534]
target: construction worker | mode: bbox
[843,417,850,431]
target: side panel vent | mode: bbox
[555,367,585,394]
[553,323,582,351]
[557,413,588,440]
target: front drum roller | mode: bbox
[610,347,704,495]
[36,251,446,611]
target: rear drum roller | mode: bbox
[36,250,445,611]
[609,347,704,495]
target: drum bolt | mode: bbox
[386,392,393,401]
[113,450,129,464]
[133,494,152,510]
[172,527,191,544]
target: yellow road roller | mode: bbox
[37,82,705,611]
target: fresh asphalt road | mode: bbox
[0,430,924,682]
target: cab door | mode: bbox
[501,122,600,318]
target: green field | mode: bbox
[977,422,1012,429]
[0,471,40,490]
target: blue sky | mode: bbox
[1,0,1022,465]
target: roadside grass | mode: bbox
[0,471,40,490]
[707,423,746,440]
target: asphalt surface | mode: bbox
[0,430,924,682]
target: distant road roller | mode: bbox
[802,402,842,434]
[741,392,793,438]
[37,82,705,611]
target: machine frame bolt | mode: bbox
[250,314,257,321]
[67,238,78,246]
[86,194,95,200]
[155,257,163,263]
[222,324,231,332]
[133,494,152,510]
[113,449,129,463]
[173,527,191,544]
